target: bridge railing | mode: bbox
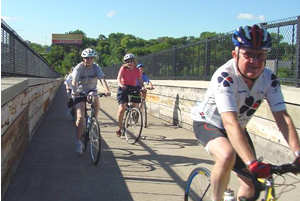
[103,16,300,87]
[1,19,60,78]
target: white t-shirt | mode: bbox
[191,59,286,129]
[72,62,105,93]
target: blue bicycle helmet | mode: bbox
[137,64,144,68]
[232,24,272,51]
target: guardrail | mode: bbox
[103,16,300,87]
[1,19,60,78]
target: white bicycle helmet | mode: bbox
[81,48,97,58]
[123,53,135,61]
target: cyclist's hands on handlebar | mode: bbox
[248,160,271,178]
[293,156,300,169]
[119,84,127,89]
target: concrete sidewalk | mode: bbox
[3,85,300,201]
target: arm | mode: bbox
[71,67,79,91]
[273,110,300,156]
[148,81,154,89]
[138,70,144,89]
[95,65,111,96]
[117,67,126,88]
[221,111,256,164]
[144,74,153,89]
[138,77,144,88]
[100,79,111,96]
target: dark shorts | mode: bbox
[117,86,141,104]
[193,121,256,170]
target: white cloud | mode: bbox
[1,16,19,22]
[106,10,116,18]
[237,13,265,21]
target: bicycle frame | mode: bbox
[257,178,276,201]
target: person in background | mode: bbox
[136,63,154,112]
[136,63,154,90]
[64,67,75,118]
[190,24,300,201]
[116,53,143,137]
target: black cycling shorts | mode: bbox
[193,121,256,170]
[117,86,141,104]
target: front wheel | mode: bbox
[184,167,211,201]
[141,101,148,128]
[88,117,101,165]
[123,107,143,144]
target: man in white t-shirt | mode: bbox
[71,48,111,154]
[191,25,300,201]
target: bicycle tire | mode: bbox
[142,101,148,128]
[88,117,101,165]
[184,167,211,201]
[123,107,143,144]
[83,117,90,152]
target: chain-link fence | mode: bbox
[1,19,60,78]
[103,16,300,87]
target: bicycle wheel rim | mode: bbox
[143,102,147,128]
[89,117,101,165]
[83,118,89,152]
[184,167,211,201]
[124,108,143,144]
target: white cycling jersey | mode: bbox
[191,59,286,129]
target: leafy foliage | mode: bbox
[28,30,210,75]
[28,30,296,80]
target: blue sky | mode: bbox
[2,0,300,45]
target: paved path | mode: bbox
[4,85,300,201]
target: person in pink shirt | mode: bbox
[116,53,144,137]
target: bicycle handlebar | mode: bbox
[270,162,300,175]
[144,86,154,90]
[97,93,107,97]
[71,92,107,106]
[236,162,300,201]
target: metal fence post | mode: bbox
[296,16,300,87]
[205,39,211,80]
[10,36,16,74]
[172,46,177,79]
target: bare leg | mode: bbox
[75,102,85,140]
[207,137,236,201]
[117,103,127,130]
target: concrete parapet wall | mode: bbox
[1,77,62,198]
[105,79,300,163]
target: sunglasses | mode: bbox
[125,59,135,63]
[84,57,94,60]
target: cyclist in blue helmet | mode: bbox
[136,63,154,117]
[191,24,300,201]
[136,64,154,89]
